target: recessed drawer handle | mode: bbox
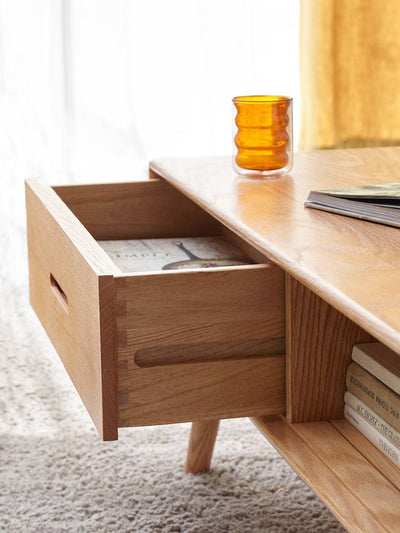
[134,337,285,367]
[50,273,69,313]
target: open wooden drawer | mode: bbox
[25,178,285,440]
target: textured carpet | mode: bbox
[0,278,345,532]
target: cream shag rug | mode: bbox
[0,278,344,533]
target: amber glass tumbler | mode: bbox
[233,95,293,177]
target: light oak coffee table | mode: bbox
[150,148,400,533]
[26,147,400,532]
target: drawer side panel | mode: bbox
[116,264,285,367]
[118,356,285,426]
[116,263,285,424]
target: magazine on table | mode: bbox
[305,182,400,228]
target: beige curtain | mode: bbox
[300,0,400,150]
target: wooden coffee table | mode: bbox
[150,148,400,533]
[26,147,400,532]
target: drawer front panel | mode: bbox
[25,180,118,440]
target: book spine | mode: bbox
[352,345,400,397]
[344,404,400,468]
[346,362,400,433]
[344,391,400,450]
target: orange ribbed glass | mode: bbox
[233,95,293,177]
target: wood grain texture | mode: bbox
[53,179,221,240]
[332,418,400,491]
[116,257,285,426]
[150,149,400,356]
[286,275,373,423]
[25,179,118,440]
[292,421,400,533]
[185,420,220,474]
[252,416,398,533]
[118,356,285,427]
[220,225,272,264]
[133,336,285,368]
[115,264,285,368]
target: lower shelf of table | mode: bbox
[251,415,400,533]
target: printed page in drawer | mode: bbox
[98,236,252,273]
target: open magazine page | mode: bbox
[98,236,251,273]
[313,182,400,200]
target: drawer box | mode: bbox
[25,178,285,440]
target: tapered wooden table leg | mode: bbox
[185,419,220,474]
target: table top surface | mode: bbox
[150,147,400,355]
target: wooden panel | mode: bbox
[292,421,400,532]
[252,416,397,533]
[25,179,118,440]
[150,149,400,356]
[118,356,285,427]
[286,275,373,422]
[133,336,285,367]
[115,264,285,368]
[53,179,221,240]
[116,264,281,327]
[332,418,400,491]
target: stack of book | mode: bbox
[345,343,400,468]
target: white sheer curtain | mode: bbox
[1,0,300,182]
[1,0,299,282]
